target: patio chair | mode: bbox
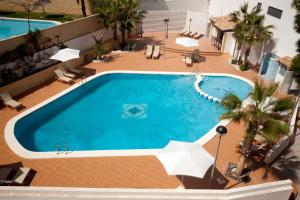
[152,45,160,59]
[0,93,24,110]
[193,49,201,62]
[54,69,73,84]
[65,65,84,76]
[145,45,153,59]
[58,66,76,79]
[0,167,31,186]
[185,55,193,67]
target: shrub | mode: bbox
[231,59,237,64]
[239,64,248,71]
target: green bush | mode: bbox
[239,64,248,71]
[231,59,237,64]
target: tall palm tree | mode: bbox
[230,3,273,65]
[242,13,273,65]
[96,0,120,49]
[76,0,87,17]
[117,0,145,48]
[221,81,293,176]
[230,3,249,60]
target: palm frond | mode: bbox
[221,93,242,110]
[273,97,294,112]
[260,119,289,142]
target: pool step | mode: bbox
[194,75,222,103]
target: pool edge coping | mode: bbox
[5,70,254,159]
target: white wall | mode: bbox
[185,11,209,34]
[0,180,292,200]
[223,32,235,55]
[209,0,298,58]
[139,0,210,13]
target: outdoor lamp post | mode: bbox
[188,18,192,32]
[165,18,169,38]
[163,18,169,59]
[140,19,143,38]
[209,125,227,188]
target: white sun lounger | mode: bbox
[145,45,153,59]
[68,68,83,76]
[152,46,160,59]
[58,66,76,79]
[0,93,24,110]
[54,69,73,84]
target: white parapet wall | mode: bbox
[0,180,292,200]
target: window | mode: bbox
[267,6,283,19]
[257,2,262,10]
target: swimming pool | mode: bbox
[0,18,58,40]
[5,71,253,158]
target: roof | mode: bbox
[210,15,235,32]
[278,56,292,69]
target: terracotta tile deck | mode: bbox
[0,32,281,189]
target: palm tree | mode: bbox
[76,0,87,17]
[96,0,120,49]
[92,32,108,61]
[221,81,293,176]
[242,13,273,65]
[230,3,274,65]
[117,0,146,48]
[230,3,249,60]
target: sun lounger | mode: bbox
[152,45,160,59]
[193,33,203,40]
[145,45,153,59]
[183,31,192,37]
[188,32,197,38]
[65,65,83,76]
[0,167,31,185]
[185,55,193,67]
[54,69,73,84]
[179,30,188,36]
[58,66,76,79]
[0,93,24,110]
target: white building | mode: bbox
[208,0,298,92]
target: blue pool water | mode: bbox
[0,18,57,40]
[200,76,252,100]
[14,74,252,152]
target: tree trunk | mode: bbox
[42,6,46,16]
[113,25,118,41]
[121,29,126,49]
[234,41,242,61]
[259,40,265,63]
[235,155,246,176]
[27,10,31,32]
[244,46,251,65]
[80,0,87,17]
[127,29,132,40]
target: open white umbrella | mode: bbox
[175,37,199,47]
[50,48,80,62]
[156,141,214,181]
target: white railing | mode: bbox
[0,180,292,200]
